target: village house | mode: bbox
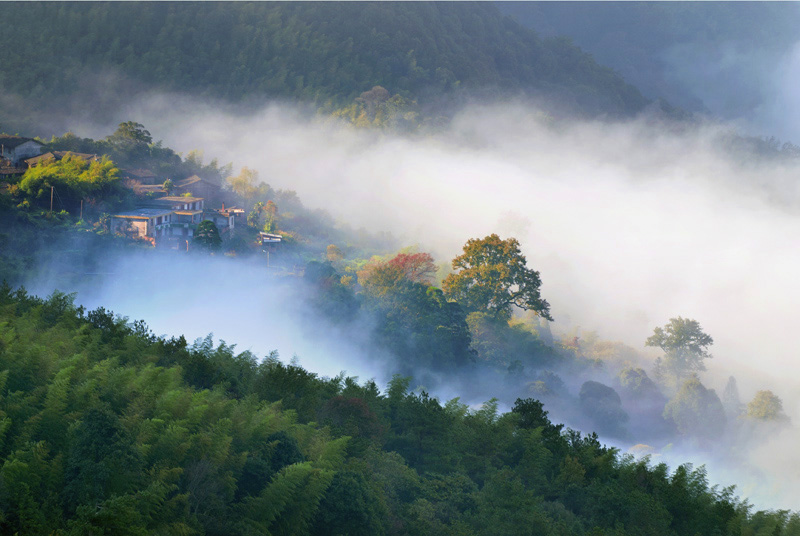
[128,183,167,197]
[142,195,204,212]
[119,168,158,184]
[259,232,282,251]
[221,205,246,227]
[110,196,206,246]
[0,159,26,179]
[109,208,174,243]
[174,175,223,206]
[0,135,45,165]
[202,207,236,234]
[144,197,204,238]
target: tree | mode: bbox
[226,167,261,205]
[263,200,278,232]
[356,85,391,118]
[108,121,153,145]
[326,244,343,262]
[387,252,436,285]
[105,121,153,163]
[722,376,744,418]
[17,154,121,213]
[247,201,265,228]
[194,220,222,252]
[646,317,713,385]
[746,390,790,423]
[578,380,629,438]
[442,234,552,321]
[663,376,726,440]
[357,251,437,294]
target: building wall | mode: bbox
[11,141,44,164]
[111,217,149,239]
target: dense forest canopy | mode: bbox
[0,2,650,133]
[0,285,797,535]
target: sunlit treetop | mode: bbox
[442,234,552,321]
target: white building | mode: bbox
[0,136,45,165]
[111,196,208,245]
[110,208,174,242]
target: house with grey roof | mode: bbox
[0,135,45,165]
[111,196,207,246]
[175,175,223,205]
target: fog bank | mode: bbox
[57,97,800,510]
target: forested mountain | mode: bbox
[3,3,800,531]
[497,2,800,135]
[0,2,650,133]
[0,286,797,535]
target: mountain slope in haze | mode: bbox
[498,1,800,135]
[0,2,650,133]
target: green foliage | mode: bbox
[106,121,152,163]
[194,220,222,252]
[618,367,662,400]
[443,234,552,321]
[17,154,123,213]
[0,3,650,131]
[579,381,629,438]
[358,255,474,371]
[0,287,791,536]
[312,471,387,536]
[331,86,422,131]
[466,312,557,369]
[663,376,727,440]
[46,125,216,181]
[646,317,713,387]
[746,390,790,423]
[304,261,359,323]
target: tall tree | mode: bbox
[226,167,262,206]
[646,317,713,386]
[105,121,153,163]
[442,234,552,321]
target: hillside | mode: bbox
[0,2,650,133]
[0,286,797,535]
[497,2,800,136]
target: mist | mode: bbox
[35,94,800,510]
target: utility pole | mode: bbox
[50,186,53,213]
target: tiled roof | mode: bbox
[0,135,44,150]
[176,175,221,189]
[149,196,203,204]
[112,208,174,219]
[120,168,157,179]
[25,151,99,166]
